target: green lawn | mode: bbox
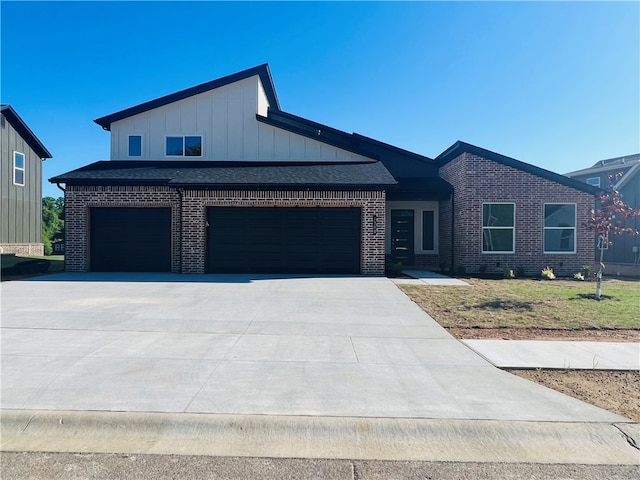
[0,255,64,281]
[401,278,639,330]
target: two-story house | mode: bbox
[1,105,52,256]
[51,64,599,276]
[566,154,640,266]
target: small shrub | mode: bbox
[503,268,515,279]
[574,272,585,281]
[541,266,556,280]
[581,264,592,279]
[385,261,404,277]
[516,266,526,278]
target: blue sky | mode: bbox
[2,1,638,198]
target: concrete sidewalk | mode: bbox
[462,339,640,370]
[1,273,638,464]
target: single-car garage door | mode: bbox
[90,207,171,272]
[207,207,361,274]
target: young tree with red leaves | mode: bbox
[584,172,640,299]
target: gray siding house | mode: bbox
[1,105,53,256]
[566,154,640,266]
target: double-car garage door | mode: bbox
[208,207,361,274]
[89,206,361,274]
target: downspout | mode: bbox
[55,183,66,193]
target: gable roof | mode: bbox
[435,141,601,195]
[94,64,280,131]
[1,105,53,159]
[49,160,397,189]
[569,153,640,173]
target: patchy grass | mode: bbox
[400,278,639,330]
[0,255,64,281]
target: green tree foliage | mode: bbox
[42,196,64,255]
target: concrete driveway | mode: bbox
[0,272,626,422]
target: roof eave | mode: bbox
[1,105,53,159]
[94,64,279,131]
[436,141,601,195]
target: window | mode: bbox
[13,152,25,186]
[128,135,142,156]
[544,203,576,253]
[422,210,435,251]
[165,135,202,157]
[586,177,600,187]
[482,203,515,253]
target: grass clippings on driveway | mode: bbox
[400,278,639,332]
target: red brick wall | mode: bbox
[439,153,595,277]
[65,186,386,275]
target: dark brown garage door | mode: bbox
[90,207,171,272]
[207,207,361,274]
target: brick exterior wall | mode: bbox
[64,186,386,275]
[439,153,595,277]
[0,243,44,256]
[64,186,181,272]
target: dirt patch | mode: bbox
[447,327,639,342]
[510,370,640,422]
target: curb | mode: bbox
[1,409,638,465]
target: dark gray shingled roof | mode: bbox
[49,160,397,188]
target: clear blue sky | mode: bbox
[2,1,638,198]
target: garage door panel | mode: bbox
[90,208,171,272]
[207,207,361,273]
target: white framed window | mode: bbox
[586,177,601,187]
[544,203,576,253]
[482,203,515,253]
[128,135,142,157]
[165,135,202,157]
[13,151,25,186]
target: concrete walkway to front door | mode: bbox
[1,273,637,463]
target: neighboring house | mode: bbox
[1,105,53,256]
[566,154,640,265]
[50,64,599,276]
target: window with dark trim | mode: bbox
[166,135,202,157]
[544,203,576,253]
[128,135,142,157]
[482,203,515,253]
[13,151,25,186]
[422,210,435,251]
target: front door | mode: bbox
[391,209,414,265]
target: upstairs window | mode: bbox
[166,135,202,157]
[586,177,600,187]
[482,203,515,253]
[13,152,25,186]
[128,135,142,157]
[544,203,576,253]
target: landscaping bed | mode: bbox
[401,278,639,422]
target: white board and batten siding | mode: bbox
[110,75,372,163]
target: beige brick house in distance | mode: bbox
[51,65,599,276]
